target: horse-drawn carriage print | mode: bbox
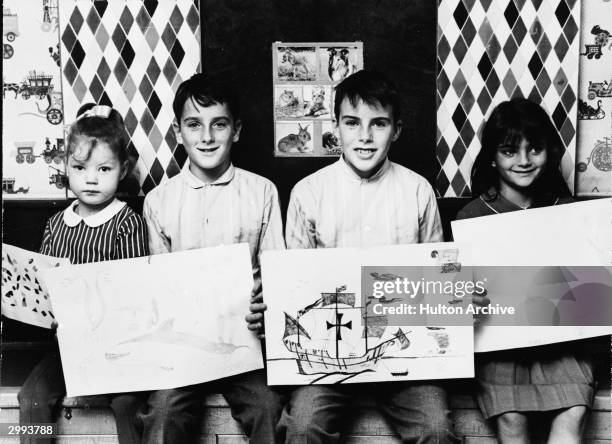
[14,142,37,164]
[581,25,611,59]
[3,7,19,59]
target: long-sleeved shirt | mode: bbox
[143,164,285,286]
[40,198,148,264]
[285,157,443,249]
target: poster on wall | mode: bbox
[575,0,612,196]
[435,0,582,197]
[272,42,363,157]
[2,0,67,199]
[58,0,202,196]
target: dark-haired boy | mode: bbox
[278,70,458,443]
[116,73,285,444]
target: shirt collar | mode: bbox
[480,188,560,213]
[183,163,236,189]
[63,198,126,227]
[337,155,391,183]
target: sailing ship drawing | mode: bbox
[281,285,430,384]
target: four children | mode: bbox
[14,71,597,443]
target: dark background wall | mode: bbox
[202,0,440,211]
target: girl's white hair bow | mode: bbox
[77,105,113,120]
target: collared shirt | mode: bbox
[285,157,443,249]
[142,164,285,285]
[40,198,149,264]
[455,189,570,220]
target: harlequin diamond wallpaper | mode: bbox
[59,0,201,196]
[436,0,581,197]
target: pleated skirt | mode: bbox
[475,341,595,419]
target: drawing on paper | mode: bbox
[281,285,415,383]
[262,244,474,385]
[40,244,263,397]
[1,244,68,328]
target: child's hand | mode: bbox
[471,287,490,326]
[245,284,267,339]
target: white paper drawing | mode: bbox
[451,198,612,352]
[40,244,262,397]
[1,244,69,328]
[262,244,474,385]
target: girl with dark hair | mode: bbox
[455,98,594,443]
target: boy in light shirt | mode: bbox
[115,73,285,444]
[279,70,458,444]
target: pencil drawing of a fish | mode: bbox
[116,319,250,354]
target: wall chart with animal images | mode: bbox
[1,244,70,329]
[575,0,612,196]
[40,244,262,397]
[261,243,474,385]
[436,0,581,197]
[272,42,363,157]
[2,0,68,199]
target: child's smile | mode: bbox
[176,99,242,184]
[495,137,547,193]
[336,98,401,178]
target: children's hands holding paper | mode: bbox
[245,280,266,339]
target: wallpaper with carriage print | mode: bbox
[435,0,581,197]
[575,0,611,196]
[2,0,67,199]
[59,0,201,196]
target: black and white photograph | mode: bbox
[319,46,362,82]
[2,0,610,443]
[275,46,317,82]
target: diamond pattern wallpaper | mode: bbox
[436,0,581,197]
[59,0,201,195]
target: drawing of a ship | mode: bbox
[282,286,410,377]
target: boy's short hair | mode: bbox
[172,73,241,122]
[333,70,402,124]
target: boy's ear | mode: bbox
[173,120,183,144]
[392,119,403,142]
[232,119,243,143]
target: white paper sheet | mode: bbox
[451,198,612,352]
[1,244,69,328]
[262,243,474,385]
[40,244,262,397]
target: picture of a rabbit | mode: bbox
[277,124,312,153]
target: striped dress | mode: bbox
[40,198,148,263]
[455,191,595,418]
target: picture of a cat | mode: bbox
[305,86,329,117]
[277,124,312,154]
